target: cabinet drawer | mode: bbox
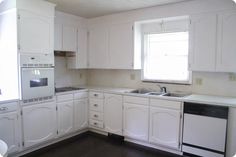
[89,99,104,112]
[74,92,88,100]
[57,94,73,102]
[89,119,104,129]
[89,92,104,99]
[124,96,149,106]
[0,101,18,113]
[89,111,103,121]
[150,99,182,110]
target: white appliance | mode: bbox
[20,54,54,101]
[183,102,228,157]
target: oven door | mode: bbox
[21,68,54,100]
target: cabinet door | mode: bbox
[149,107,181,150]
[104,94,122,135]
[217,10,236,72]
[22,101,57,148]
[123,103,149,141]
[18,10,53,54]
[0,112,20,154]
[109,23,134,69]
[57,101,74,136]
[54,23,62,51]
[189,13,217,72]
[74,99,88,130]
[62,25,77,52]
[88,24,109,69]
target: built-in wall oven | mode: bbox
[20,54,55,102]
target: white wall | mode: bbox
[54,56,87,88]
[87,70,236,97]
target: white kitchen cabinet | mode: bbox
[54,23,63,51]
[57,101,74,136]
[67,27,88,69]
[217,10,236,72]
[74,98,88,130]
[109,23,134,69]
[18,10,54,54]
[0,102,21,154]
[22,101,57,148]
[123,103,149,141]
[62,25,77,52]
[189,13,217,72]
[104,93,123,135]
[149,107,181,150]
[88,24,109,69]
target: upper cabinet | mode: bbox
[18,10,54,54]
[88,22,141,69]
[217,10,236,72]
[189,13,217,72]
[88,24,109,69]
[189,10,236,73]
[109,23,134,69]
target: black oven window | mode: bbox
[30,78,48,87]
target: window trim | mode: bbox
[141,31,192,85]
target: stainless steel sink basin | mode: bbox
[162,92,189,98]
[147,92,164,96]
[128,89,152,94]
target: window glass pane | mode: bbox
[143,32,190,83]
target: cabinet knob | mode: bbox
[94,94,98,97]
[0,107,8,111]
[94,122,97,125]
[94,104,98,107]
[94,114,98,118]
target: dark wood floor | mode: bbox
[22,132,181,157]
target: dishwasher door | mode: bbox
[183,102,228,157]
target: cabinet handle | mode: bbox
[94,114,98,118]
[94,94,98,97]
[94,122,97,125]
[94,104,98,107]
[0,107,8,111]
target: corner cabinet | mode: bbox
[22,101,57,148]
[217,10,236,72]
[18,10,54,54]
[149,99,182,150]
[104,93,123,135]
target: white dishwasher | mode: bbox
[183,102,228,157]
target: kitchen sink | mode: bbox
[128,89,152,94]
[147,92,164,96]
[162,92,189,98]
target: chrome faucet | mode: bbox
[157,84,167,93]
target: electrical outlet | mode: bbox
[229,73,236,81]
[195,78,203,86]
[130,74,135,80]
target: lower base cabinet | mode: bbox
[22,101,57,148]
[74,98,88,130]
[123,103,149,141]
[57,101,74,136]
[0,102,21,154]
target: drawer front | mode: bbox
[124,96,149,106]
[89,99,104,112]
[0,101,18,113]
[57,94,73,102]
[74,92,88,100]
[89,119,104,129]
[89,92,104,99]
[90,111,103,121]
[150,98,182,110]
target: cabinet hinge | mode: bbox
[56,106,58,111]
[22,141,24,147]
[17,14,20,20]
[18,44,21,50]
[180,113,182,119]
[20,110,23,116]
[132,26,134,31]
[57,130,59,134]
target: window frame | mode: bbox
[141,30,192,85]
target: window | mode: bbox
[141,18,191,84]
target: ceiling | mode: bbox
[47,0,190,18]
